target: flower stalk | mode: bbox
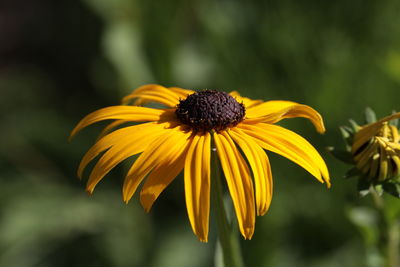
[211,146,245,267]
[330,108,400,267]
[369,186,399,267]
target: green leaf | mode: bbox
[349,119,360,132]
[339,126,354,149]
[382,182,400,198]
[340,125,354,137]
[364,107,377,124]
[326,146,354,164]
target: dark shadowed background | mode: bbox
[1,0,400,266]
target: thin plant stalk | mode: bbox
[369,186,400,267]
[211,146,245,267]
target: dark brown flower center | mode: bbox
[175,90,245,132]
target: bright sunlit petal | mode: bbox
[140,136,191,212]
[70,106,174,139]
[245,100,325,133]
[238,123,330,187]
[122,127,190,202]
[229,91,263,108]
[214,132,255,240]
[230,129,273,216]
[78,122,166,179]
[86,124,170,193]
[122,84,182,107]
[96,119,129,140]
[184,132,211,242]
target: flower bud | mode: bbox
[330,108,400,198]
[352,122,400,182]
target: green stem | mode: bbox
[387,220,399,267]
[369,186,399,267]
[369,186,384,211]
[211,147,245,267]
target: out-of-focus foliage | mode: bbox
[1,0,400,266]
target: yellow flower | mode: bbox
[70,84,330,242]
[352,112,400,182]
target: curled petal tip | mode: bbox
[123,193,131,204]
[315,117,326,134]
[85,188,94,195]
[68,131,76,142]
[140,197,154,213]
[258,207,269,217]
[197,235,208,243]
[242,227,254,240]
[324,178,331,188]
[244,234,253,240]
[69,127,81,141]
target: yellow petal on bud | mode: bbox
[369,153,380,178]
[378,145,389,182]
[391,153,400,177]
[355,141,379,171]
[352,112,400,153]
[390,125,400,143]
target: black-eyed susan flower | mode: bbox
[70,84,330,242]
[331,108,400,198]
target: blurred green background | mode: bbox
[1,0,400,266]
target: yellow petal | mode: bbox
[245,100,325,133]
[369,153,380,178]
[379,145,388,181]
[122,84,181,107]
[238,123,330,187]
[391,153,400,177]
[132,95,178,107]
[70,106,174,139]
[229,91,263,108]
[230,129,273,216]
[354,140,379,172]
[140,135,192,212]
[168,87,195,98]
[255,140,273,202]
[214,131,255,240]
[122,127,190,202]
[352,112,400,153]
[184,132,211,242]
[86,123,170,193]
[352,125,383,154]
[125,91,179,107]
[97,119,129,140]
[78,122,165,179]
[390,125,400,143]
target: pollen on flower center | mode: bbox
[175,90,245,132]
